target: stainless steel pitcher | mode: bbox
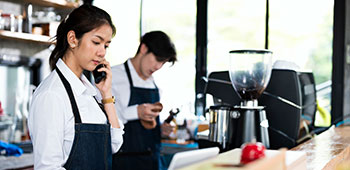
[208,105,240,149]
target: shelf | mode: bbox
[22,0,79,9]
[0,30,53,44]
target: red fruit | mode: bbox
[0,102,3,116]
[240,142,266,164]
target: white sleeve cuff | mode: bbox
[123,105,139,121]
[110,119,124,154]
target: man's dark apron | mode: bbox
[56,68,112,170]
[113,61,161,170]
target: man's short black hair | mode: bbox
[137,31,177,64]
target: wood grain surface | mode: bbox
[291,126,350,170]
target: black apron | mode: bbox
[56,68,112,170]
[113,61,161,170]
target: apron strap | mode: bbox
[124,61,134,87]
[93,97,110,125]
[124,60,158,89]
[56,68,82,124]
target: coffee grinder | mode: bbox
[228,49,273,148]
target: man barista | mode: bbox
[112,31,177,170]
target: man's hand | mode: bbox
[161,122,175,137]
[137,102,163,121]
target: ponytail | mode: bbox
[49,19,69,70]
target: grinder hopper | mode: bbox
[228,49,273,148]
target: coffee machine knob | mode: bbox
[230,110,240,119]
[260,119,269,128]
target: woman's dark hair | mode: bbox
[49,4,116,70]
[137,31,177,65]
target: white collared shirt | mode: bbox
[28,59,124,170]
[111,59,161,124]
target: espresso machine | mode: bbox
[206,49,273,150]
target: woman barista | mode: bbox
[28,5,124,170]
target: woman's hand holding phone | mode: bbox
[94,61,113,99]
[93,64,106,84]
[93,61,121,129]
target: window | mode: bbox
[208,0,266,73]
[269,0,334,122]
[269,0,333,85]
[142,0,197,119]
[94,0,141,65]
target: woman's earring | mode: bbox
[71,44,75,49]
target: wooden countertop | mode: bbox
[179,125,350,170]
[291,125,350,170]
[179,148,306,170]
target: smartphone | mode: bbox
[93,64,106,84]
